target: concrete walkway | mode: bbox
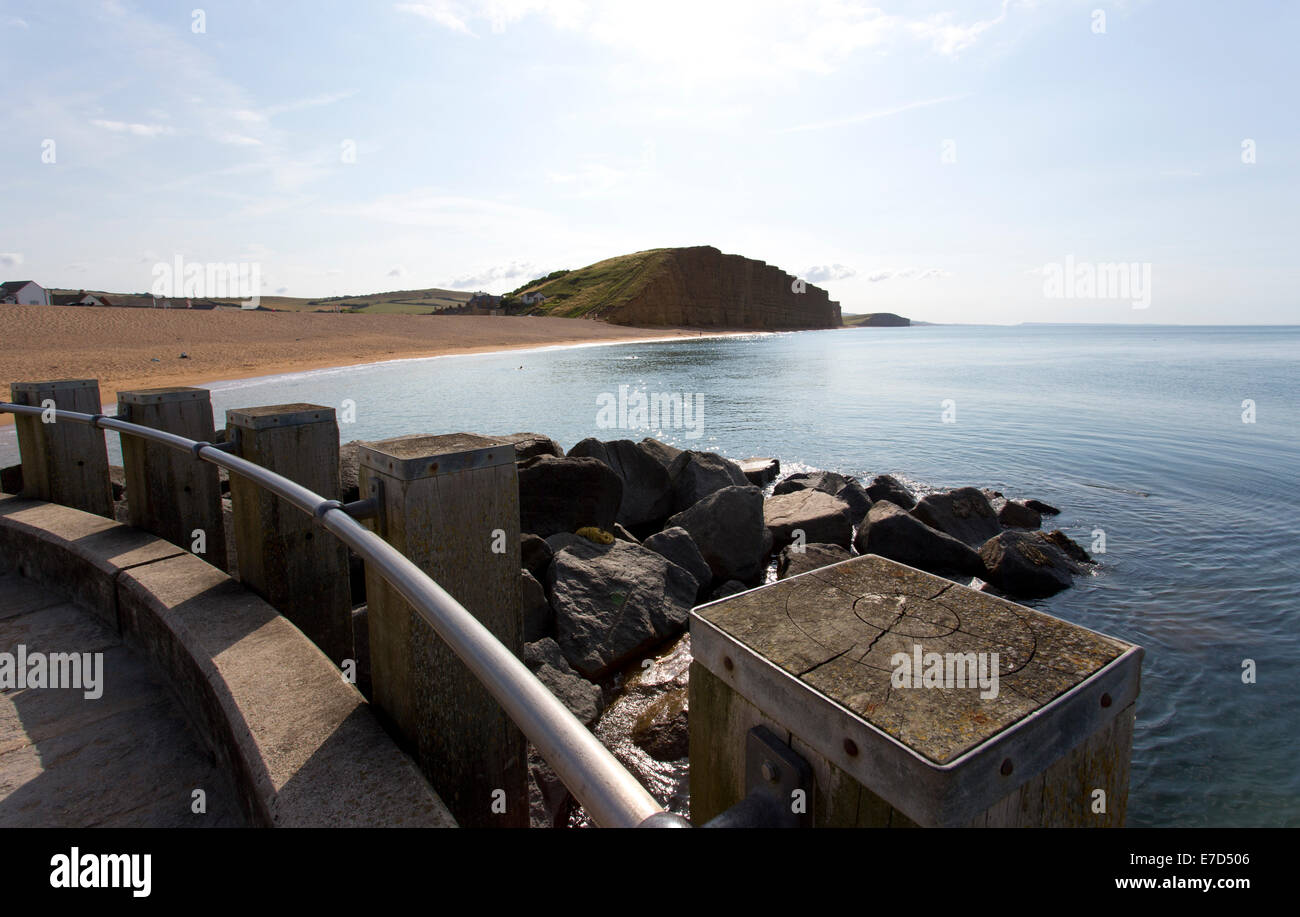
[0,572,241,827]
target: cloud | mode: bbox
[6,17,28,28]
[784,94,969,134]
[388,266,406,277]
[275,286,290,295]
[216,133,263,146]
[90,119,176,137]
[448,261,544,289]
[803,263,856,282]
[867,267,951,282]
[1,252,24,269]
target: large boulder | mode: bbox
[773,471,871,525]
[495,432,565,461]
[1041,529,1092,563]
[548,539,698,678]
[638,437,683,469]
[520,533,553,581]
[642,527,713,599]
[667,450,748,512]
[1025,498,1061,516]
[763,489,854,549]
[339,440,367,502]
[777,543,852,580]
[630,687,689,761]
[521,638,604,725]
[911,487,1001,547]
[854,500,985,578]
[567,438,674,528]
[865,474,916,510]
[518,455,623,538]
[739,457,780,487]
[998,499,1042,530]
[665,485,768,583]
[979,531,1080,599]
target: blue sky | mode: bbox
[1,0,1296,323]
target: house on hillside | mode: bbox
[466,292,502,310]
[521,291,547,306]
[0,280,49,305]
[51,291,113,306]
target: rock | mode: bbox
[665,485,768,583]
[708,580,748,601]
[518,455,623,538]
[763,489,853,549]
[865,474,916,510]
[494,432,565,461]
[567,438,673,527]
[630,687,689,761]
[521,569,552,642]
[667,450,748,512]
[854,500,985,578]
[338,440,366,502]
[777,543,852,580]
[544,532,588,555]
[1025,499,1061,516]
[979,531,1079,599]
[522,637,571,672]
[638,437,683,469]
[520,533,553,580]
[0,464,21,494]
[1040,529,1092,563]
[548,540,698,677]
[773,471,872,525]
[911,487,1001,547]
[528,745,571,828]
[535,663,604,725]
[739,457,780,487]
[998,500,1042,530]
[613,523,641,544]
[642,526,713,599]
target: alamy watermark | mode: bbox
[596,384,704,439]
[151,254,261,308]
[1041,255,1151,309]
[891,644,1000,699]
[0,645,103,699]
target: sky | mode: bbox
[1,0,1296,324]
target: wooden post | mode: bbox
[359,433,526,828]
[226,404,352,666]
[689,554,1143,827]
[9,379,113,517]
[117,387,227,571]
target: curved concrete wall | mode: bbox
[0,492,455,827]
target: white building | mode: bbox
[521,291,547,306]
[0,280,49,305]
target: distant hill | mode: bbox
[510,246,841,330]
[844,312,911,327]
[43,287,476,314]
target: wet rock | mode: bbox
[630,687,689,761]
[1025,499,1061,516]
[521,569,552,642]
[1040,529,1092,563]
[777,543,852,580]
[998,500,1042,530]
[567,437,673,527]
[518,455,622,538]
[854,500,986,578]
[979,530,1080,599]
[667,450,748,513]
[520,533,553,580]
[642,526,713,599]
[911,487,1001,547]
[521,639,604,726]
[548,540,698,678]
[638,437,683,469]
[665,485,767,583]
[774,471,872,525]
[865,474,916,510]
[739,457,780,487]
[764,489,854,548]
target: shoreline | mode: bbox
[0,306,779,428]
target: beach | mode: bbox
[0,306,723,425]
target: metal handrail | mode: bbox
[0,401,668,829]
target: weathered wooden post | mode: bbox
[117,387,227,571]
[689,554,1142,827]
[9,379,113,517]
[225,404,352,666]
[359,433,526,828]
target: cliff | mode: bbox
[515,247,842,330]
[845,312,910,327]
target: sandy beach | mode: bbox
[0,306,733,426]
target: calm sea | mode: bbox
[4,324,1297,826]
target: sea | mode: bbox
[3,323,1296,827]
